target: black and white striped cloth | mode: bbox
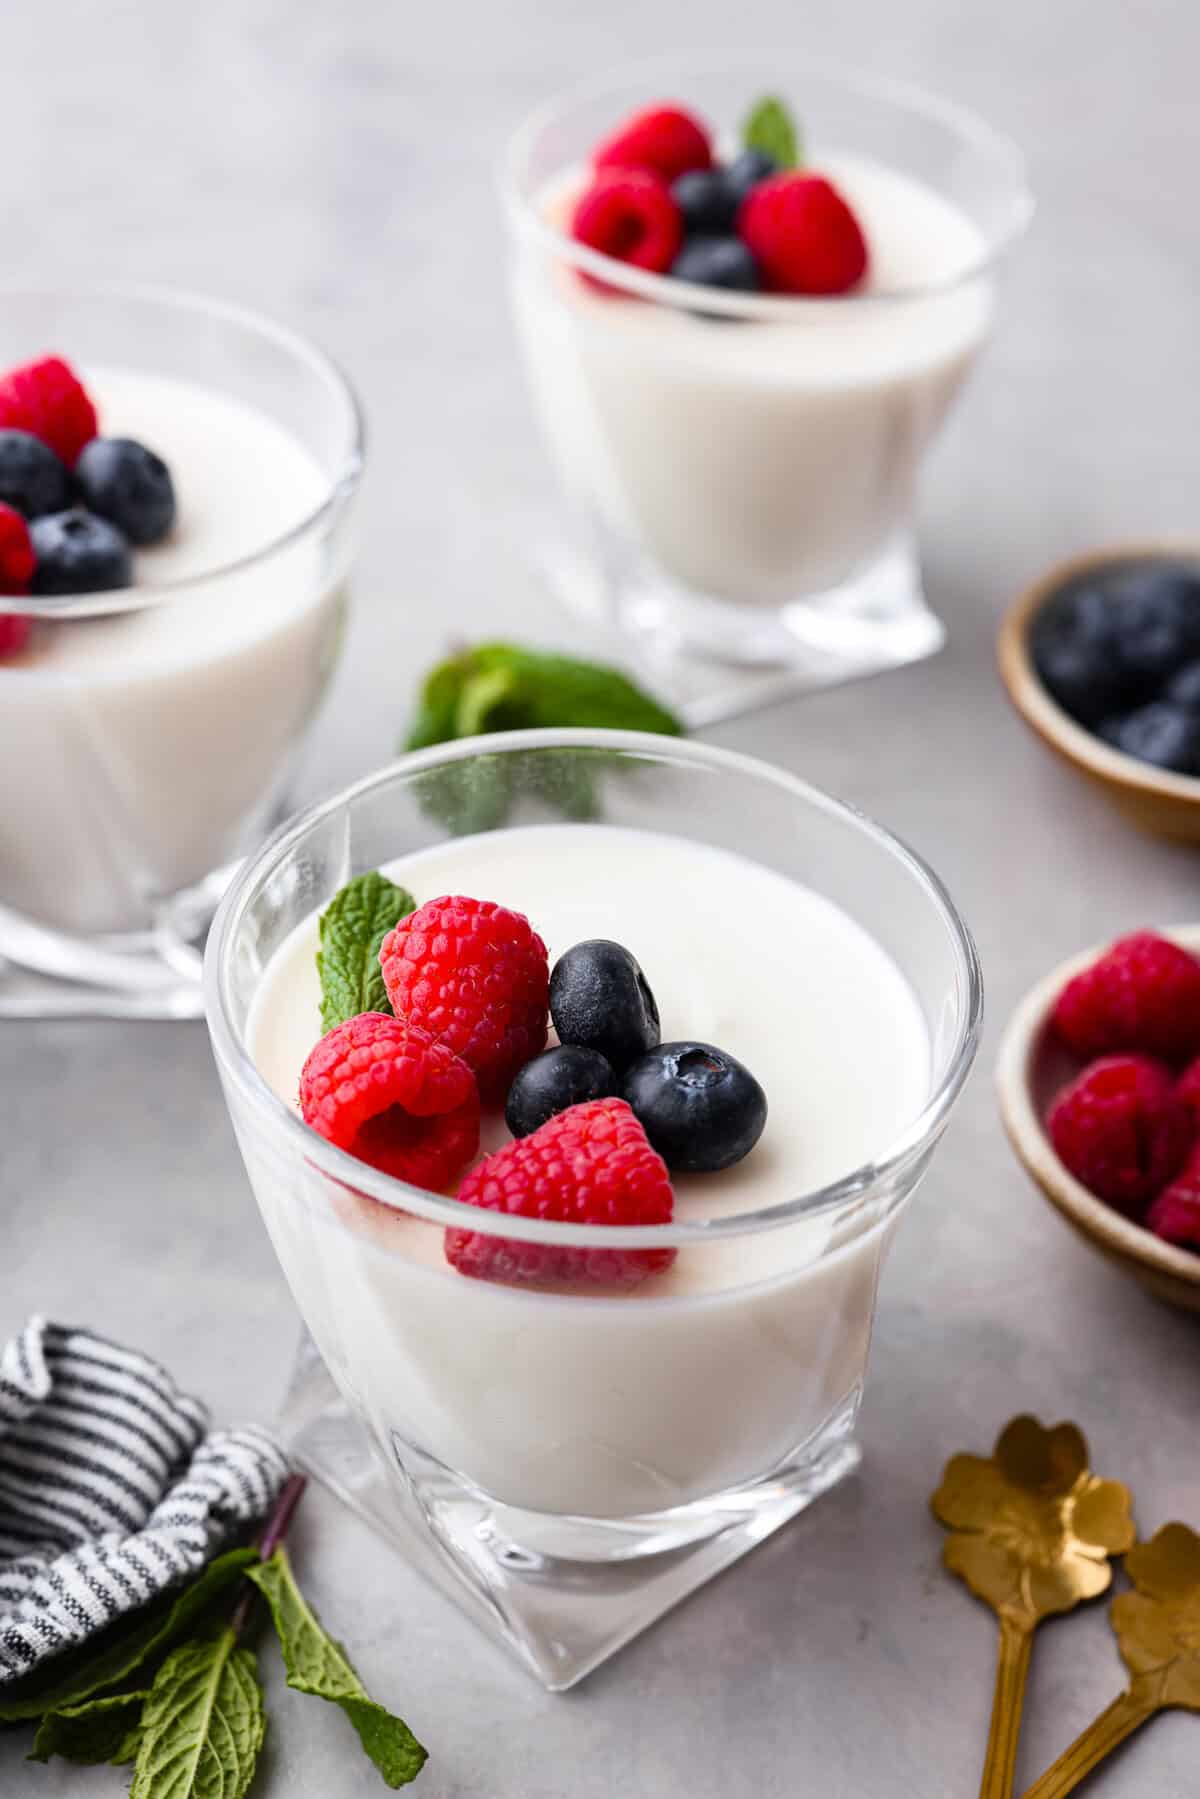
[0,1316,288,1684]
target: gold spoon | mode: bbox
[1022,1522,1200,1797]
[932,1415,1135,1799]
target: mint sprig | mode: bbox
[317,870,416,1032]
[130,1634,264,1799]
[742,94,801,169]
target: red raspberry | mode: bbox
[1052,931,1200,1065]
[446,1097,675,1286]
[299,1012,479,1192]
[0,503,34,658]
[738,173,869,295]
[379,895,549,1103]
[571,169,683,276]
[1146,1148,1200,1251]
[593,105,712,182]
[1047,1055,1193,1213]
[0,356,98,467]
[1177,1056,1200,1122]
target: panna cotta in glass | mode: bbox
[206,732,981,1687]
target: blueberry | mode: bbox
[1031,584,1136,724]
[671,169,738,234]
[670,236,760,292]
[623,1041,767,1173]
[1164,660,1200,711]
[0,429,70,518]
[1101,702,1200,775]
[1106,566,1200,688]
[30,509,132,596]
[505,1045,617,1138]
[722,148,778,208]
[549,939,660,1071]
[74,437,175,546]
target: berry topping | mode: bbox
[1032,566,1200,732]
[299,1011,480,1191]
[75,437,176,546]
[505,1045,617,1139]
[0,501,36,595]
[549,939,660,1072]
[0,429,70,519]
[446,1097,675,1287]
[739,172,869,295]
[1146,1149,1200,1251]
[670,236,760,292]
[571,170,683,276]
[379,895,549,1102]
[30,509,132,597]
[723,148,779,208]
[1099,703,1200,775]
[1031,585,1136,727]
[593,105,712,183]
[0,356,97,467]
[671,168,739,234]
[623,1040,767,1173]
[1052,931,1200,1065]
[1047,1055,1193,1212]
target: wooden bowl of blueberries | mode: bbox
[999,546,1200,840]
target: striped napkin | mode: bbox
[0,1316,288,1684]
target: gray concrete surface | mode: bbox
[3,0,1199,1791]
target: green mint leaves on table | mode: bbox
[742,94,801,169]
[317,869,416,1032]
[12,1474,428,1791]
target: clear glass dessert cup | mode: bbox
[206,730,982,1688]
[503,56,1031,709]
[0,284,363,1014]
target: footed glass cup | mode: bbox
[206,731,982,1688]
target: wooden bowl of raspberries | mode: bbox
[998,547,1200,842]
[998,928,1200,1312]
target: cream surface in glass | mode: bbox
[206,732,981,1688]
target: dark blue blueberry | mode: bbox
[74,437,175,546]
[549,939,660,1072]
[670,236,760,292]
[1106,566,1200,688]
[1031,590,1129,725]
[1101,702,1200,775]
[0,429,70,518]
[1164,660,1200,711]
[623,1041,767,1173]
[505,1045,617,1138]
[30,509,132,596]
[671,168,738,234]
[722,148,778,208]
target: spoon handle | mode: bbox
[980,1614,1035,1799]
[1020,1691,1155,1799]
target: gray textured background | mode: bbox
[4,1,1200,1792]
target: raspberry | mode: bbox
[1047,1055,1193,1213]
[379,895,549,1103]
[0,502,34,658]
[593,105,712,182]
[571,170,683,276]
[0,357,98,467]
[1177,1056,1200,1122]
[1052,931,1200,1065]
[446,1097,675,1287]
[738,173,869,295]
[1146,1148,1200,1251]
[299,1012,479,1192]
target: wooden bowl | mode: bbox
[997,925,1200,1313]
[998,545,1200,842]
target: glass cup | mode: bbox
[206,731,982,1687]
[0,285,363,1009]
[503,57,1030,691]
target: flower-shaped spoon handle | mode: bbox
[1022,1523,1200,1798]
[932,1417,1135,1799]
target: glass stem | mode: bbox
[979,1613,1034,1799]
[1019,1690,1155,1799]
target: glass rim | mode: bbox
[501,51,1033,320]
[206,729,983,1248]
[0,280,365,623]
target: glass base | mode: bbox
[540,533,944,729]
[278,1333,863,1691]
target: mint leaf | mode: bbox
[247,1548,427,1787]
[317,871,416,1033]
[130,1631,264,1799]
[29,1690,149,1765]
[0,1547,258,1723]
[742,94,801,169]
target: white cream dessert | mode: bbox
[0,367,344,936]
[512,151,991,606]
[244,822,931,1518]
